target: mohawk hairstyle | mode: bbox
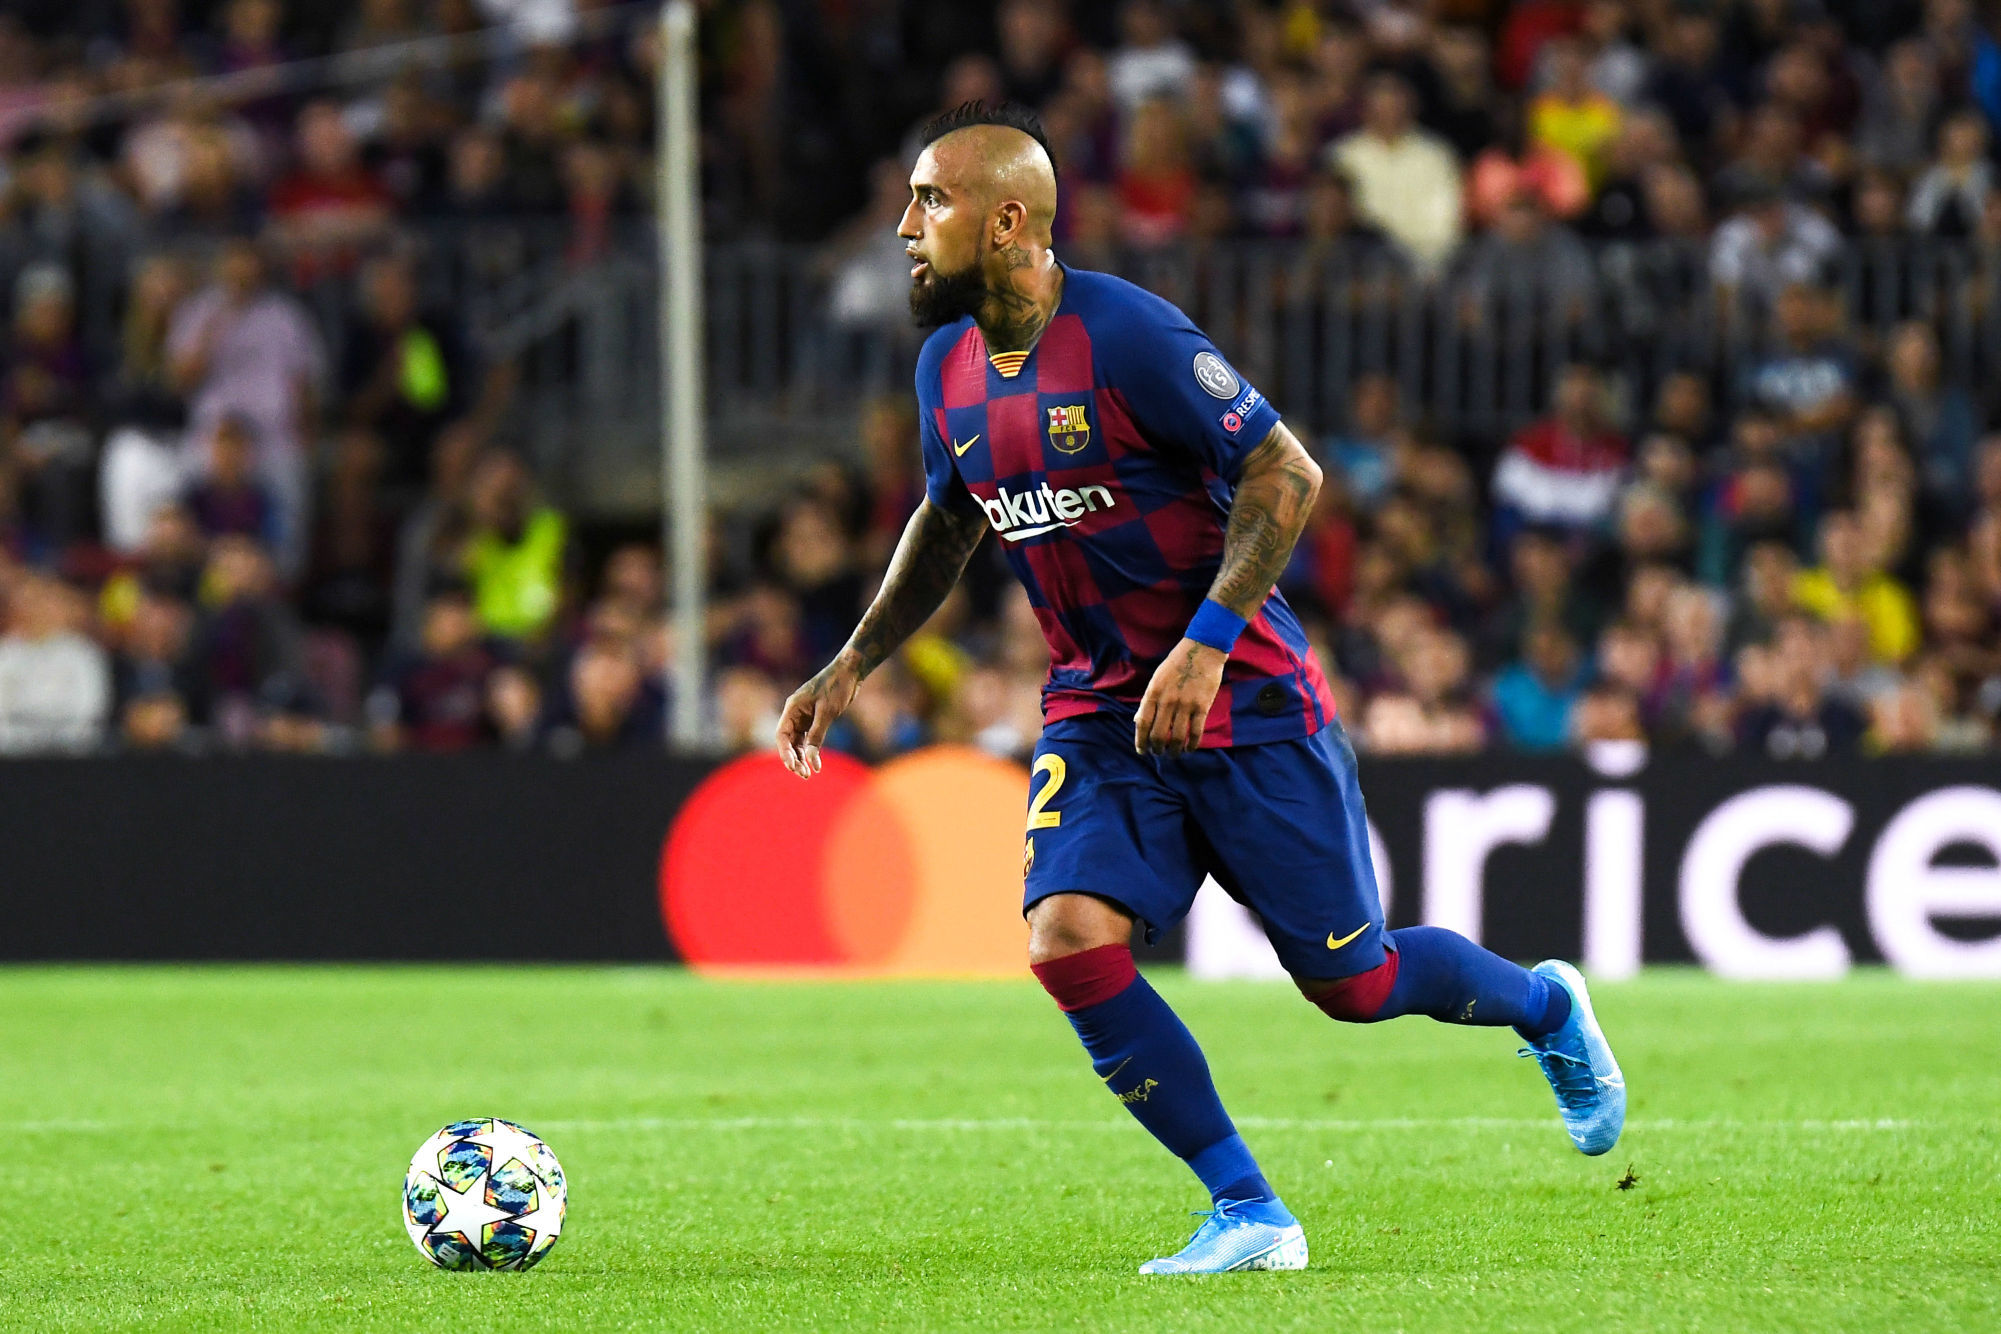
[916,100,1059,182]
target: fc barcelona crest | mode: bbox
[1046,403,1091,454]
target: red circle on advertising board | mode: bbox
[659,751,869,966]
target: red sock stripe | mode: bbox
[1301,950,1400,1022]
[1031,943,1138,1012]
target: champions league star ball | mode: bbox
[403,1118,568,1270]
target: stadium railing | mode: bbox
[24,222,2001,515]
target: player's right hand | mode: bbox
[776,654,862,779]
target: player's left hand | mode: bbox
[1134,638,1226,755]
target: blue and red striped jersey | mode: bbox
[915,266,1335,748]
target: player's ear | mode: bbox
[992,200,1026,248]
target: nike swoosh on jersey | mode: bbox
[953,433,980,456]
[1326,924,1368,950]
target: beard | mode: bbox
[908,255,988,327]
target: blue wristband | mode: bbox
[1185,599,1248,654]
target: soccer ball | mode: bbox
[403,1118,567,1270]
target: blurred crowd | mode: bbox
[2,0,2001,759]
[739,0,2001,762]
[0,0,668,755]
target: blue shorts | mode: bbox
[1022,712,1386,981]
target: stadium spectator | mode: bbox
[183,415,277,545]
[1320,372,1399,511]
[1574,106,1675,239]
[1794,509,1921,665]
[1709,180,1843,309]
[771,495,862,664]
[857,396,923,569]
[368,586,497,753]
[436,125,511,224]
[1106,0,1195,114]
[388,421,480,652]
[1480,527,1601,673]
[1577,0,1648,108]
[166,238,325,574]
[1641,4,1734,153]
[2,263,94,555]
[543,631,662,755]
[458,450,568,646]
[826,660,927,763]
[1491,620,1586,752]
[302,427,396,654]
[1713,102,1826,209]
[997,0,1069,109]
[1573,680,1647,747]
[1738,614,1866,758]
[1491,364,1629,541]
[1529,35,1623,189]
[1360,624,1486,755]
[1115,98,1197,248]
[7,132,137,280]
[1883,322,1983,495]
[113,255,194,407]
[1657,582,1729,744]
[189,535,313,748]
[1328,71,1463,269]
[826,159,923,356]
[267,100,394,274]
[1595,617,1668,730]
[1856,38,1941,174]
[1468,122,1590,232]
[1907,108,1993,237]
[0,571,111,754]
[112,588,199,750]
[97,390,188,562]
[1743,280,1859,451]
[341,254,472,488]
[1423,25,1501,162]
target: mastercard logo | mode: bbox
[660,746,1031,975]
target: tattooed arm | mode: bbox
[1133,422,1322,755]
[777,499,987,777]
[1206,422,1324,617]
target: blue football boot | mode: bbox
[1520,959,1626,1156]
[1137,1198,1308,1275]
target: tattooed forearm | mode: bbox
[838,499,986,677]
[1207,422,1321,618]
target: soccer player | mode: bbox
[777,103,1625,1274]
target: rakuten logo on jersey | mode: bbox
[977,482,1118,541]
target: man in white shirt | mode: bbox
[1106,0,1196,112]
[1327,71,1465,270]
[0,572,110,755]
[1708,181,1842,307]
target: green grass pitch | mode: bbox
[1,967,1996,1331]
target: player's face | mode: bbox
[900,146,990,326]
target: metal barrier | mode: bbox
[479,231,2001,511]
[10,218,1999,513]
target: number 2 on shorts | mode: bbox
[1027,753,1066,830]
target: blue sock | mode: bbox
[1376,926,1571,1039]
[1037,948,1275,1207]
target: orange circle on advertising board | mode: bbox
[660,746,1030,976]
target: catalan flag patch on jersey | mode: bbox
[988,350,1030,378]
